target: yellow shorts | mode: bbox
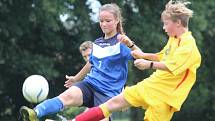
[124,84,174,121]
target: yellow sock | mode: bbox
[99,104,111,118]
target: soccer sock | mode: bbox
[75,107,105,121]
[99,104,111,118]
[34,97,64,118]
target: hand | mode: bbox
[117,34,133,47]
[64,75,77,88]
[134,59,151,70]
[131,50,144,59]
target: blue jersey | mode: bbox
[84,34,133,97]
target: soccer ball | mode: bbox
[22,75,49,103]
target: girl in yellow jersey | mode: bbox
[71,1,201,121]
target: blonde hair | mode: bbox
[79,41,93,53]
[99,3,125,34]
[161,0,193,27]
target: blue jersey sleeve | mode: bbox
[121,43,133,61]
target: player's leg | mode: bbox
[104,93,131,113]
[74,93,131,121]
[93,91,113,121]
[20,106,38,121]
[20,81,87,121]
[58,86,83,106]
[124,82,175,121]
[94,93,109,121]
[20,96,68,121]
[144,98,174,121]
[72,82,151,121]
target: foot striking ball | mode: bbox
[22,75,49,103]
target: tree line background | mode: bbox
[0,0,214,121]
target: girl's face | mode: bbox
[99,11,119,37]
[162,18,178,37]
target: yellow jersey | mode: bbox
[138,31,201,111]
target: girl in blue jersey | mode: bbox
[20,3,139,121]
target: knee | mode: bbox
[105,99,114,109]
[106,94,129,112]
[59,91,73,102]
[58,87,83,106]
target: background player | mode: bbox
[65,40,93,88]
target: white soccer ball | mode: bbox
[22,75,49,103]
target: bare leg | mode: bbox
[73,93,131,121]
[58,86,83,107]
[105,93,130,113]
[60,86,117,121]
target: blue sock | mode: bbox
[34,97,64,118]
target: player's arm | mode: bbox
[127,41,141,51]
[151,61,169,71]
[116,34,161,60]
[74,61,91,81]
[64,62,91,88]
[134,59,170,71]
[117,34,141,51]
[131,50,159,61]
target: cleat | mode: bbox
[20,106,38,121]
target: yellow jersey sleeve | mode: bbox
[163,38,201,75]
[156,41,170,61]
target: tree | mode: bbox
[0,0,215,120]
[0,0,94,120]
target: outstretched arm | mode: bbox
[134,59,170,71]
[117,34,141,51]
[131,50,160,61]
[64,62,91,88]
[116,34,161,61]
